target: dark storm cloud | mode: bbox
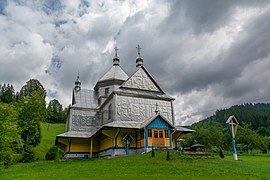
[2,0,270,124]
[166,6,270,97]
[163,0,269,34]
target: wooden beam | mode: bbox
[90,138,93,158]
[114,128,120,147]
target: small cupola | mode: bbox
[74,72,81,91]
[113,46,120,66]
[136,44,143,67]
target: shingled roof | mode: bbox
[98,65,129,82]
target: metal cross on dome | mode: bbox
[136,44,142,56]
[114,46,118,57]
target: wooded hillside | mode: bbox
[193,103,270,136]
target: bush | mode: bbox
[45,146,59,160]
[0,153,11,167]
[166,150,170,161]
[22,145,35,163]
[151,146,155,157]
[219,147,224,159]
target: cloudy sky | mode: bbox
[1,0,270,125]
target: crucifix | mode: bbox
[229,121,237,138]
[136,45,141,56]
[114,46,118,57]
[226,115,239,160]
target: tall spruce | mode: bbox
[0,83,15,103]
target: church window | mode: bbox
[159,131,163,138]
[148,129,152,137]
[105,88,109,95]
[108,104,112,120]
[165,130,169,138]
[154,130,158,138]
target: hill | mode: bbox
[192,103,270,136]
[34,122,65,160]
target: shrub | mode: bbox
[45,146,59,160]
[22,145,35,163]
[151,145,155,157]
[219,147,224,159]
[166,150,170,161]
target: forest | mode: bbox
[183,103,270,153]
[0,79,67,166]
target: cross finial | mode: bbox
[155,103,159,114]
[77,71,79,79]
[136,45,141,56]
[114,46,118,57]
[75,71,81,91]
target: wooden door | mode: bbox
[152,129,165,146]
[153,130,159,146]
[158,130,165,146]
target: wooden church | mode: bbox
[55,46,193,158]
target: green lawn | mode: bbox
[2,153,270,179]
[34,122,65,160]
[2,123,270,179]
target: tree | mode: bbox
[185,121,224,149]
[18,90,46,147]
[236,125,268,151]
[19,79,46,98]
[0,84,15,103]
[46,99,65,123]
[18,90,46,162]
[0,103,19,166]
[257,127,268,137]
[17,79,47,162]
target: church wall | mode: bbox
[136,130,145,148]
[65,114,70,132]
[115,95,173,123]
[69,138,91,152]
[99,136,113,151]
[99,85,120,98]
[101,98,114,124]
[68,108,98,132]
[121,67,160,92]
[114,129,139,156]
[116,129,137,148]
[57,138,70,152]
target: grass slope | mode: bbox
[2,123,270,179]
[34,122,65,160]
[2,153,270,179]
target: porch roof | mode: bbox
[56,131,96,138]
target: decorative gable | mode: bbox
[121,66,163,92]
[146,115,172,129]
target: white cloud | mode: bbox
[1,0,270,125]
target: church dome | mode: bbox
[98,65,128,83]
[94,46,129,91]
